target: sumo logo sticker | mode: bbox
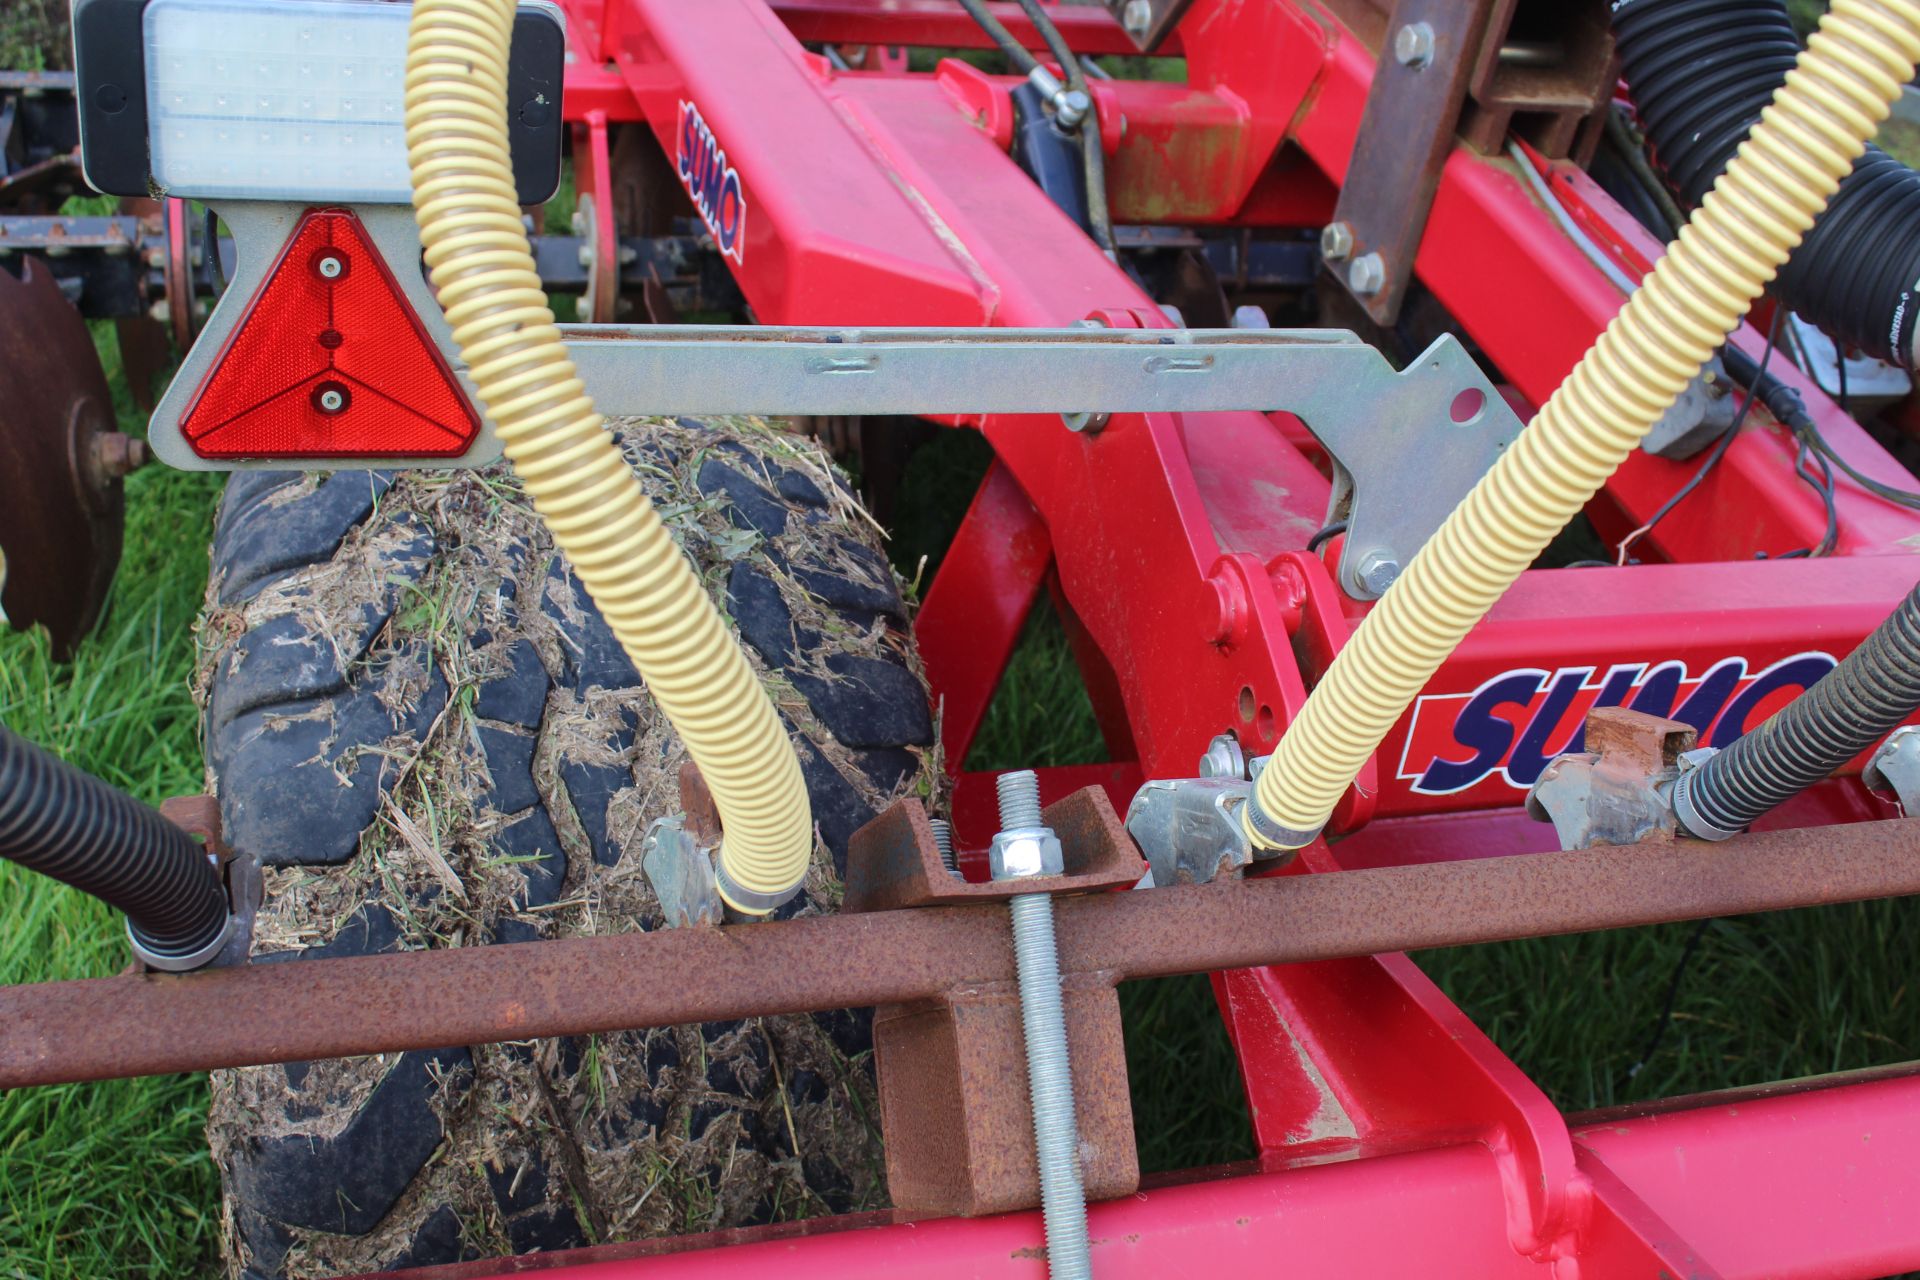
[1397,652,1839,795]
[676,100,747,263]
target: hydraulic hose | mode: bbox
[404,0,812,914]
[0,724,229,971]
[1244,0,1920,852]
[1008,0,1116,255]
[956,0,1116,253]
[1674,584,1920,838]
[1613,0,1920,367]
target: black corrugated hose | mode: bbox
[1611,0,1920,367]
[1672,581,1920,838]
[0,722,229,968]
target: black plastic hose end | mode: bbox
[0,724,230,971]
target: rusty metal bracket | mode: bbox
[1526,707,1695,850]
[156,794,260,971]
[845,788,1146,1217]
[842,787,1144,913]
[1327,0,1497,327]
[873,974,1136,1217]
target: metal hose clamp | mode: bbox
[127,912,233,973]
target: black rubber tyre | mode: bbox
[197,418,933,1278]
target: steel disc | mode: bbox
[0,257,131,658]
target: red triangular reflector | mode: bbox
[182,208,480,459]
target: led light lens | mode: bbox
[144,0,412,202]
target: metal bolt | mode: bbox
[1393,21,1435,68]
[318,388,345,413]
[315,254,344,280]
[1319,220,1354,263]
[1357,549,1401,596]
[1348,251,1386,296]
[991,770,1090,1280]
[1121,0,1153,38]
[1054,88,1091,131]
[1198,733,1247,780]
[929,817,961,880]
[89,431,150,482]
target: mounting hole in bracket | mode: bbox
[1238,686,1256,723]
[1256,704,1276,742]
[1450,387,1486,425]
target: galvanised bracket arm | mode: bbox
[151,201,1522,601]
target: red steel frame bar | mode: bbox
[478,1,1920,1275]
[381,1061,1920,1277]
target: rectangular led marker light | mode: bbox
[144,0,413,203]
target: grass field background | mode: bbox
[7,2,1920,1271]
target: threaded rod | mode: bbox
[995,769,1090,1280]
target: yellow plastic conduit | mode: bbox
[403,0,812,913]
[1246,0,1920,851]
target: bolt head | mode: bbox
[1348,252,1387,296]
[1393,21,1435,68]
[1319,220,1354,263]
[1356,550,1400,596]
[1122,0,1153,37]
[989,828,1065,880]
[1676,746,1719,774]
[1198,734,1247,780]
[1055,88,1091,129]
[311,381,351,416]
[315,254,344,280]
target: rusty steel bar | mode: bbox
[5,818,1919,1087]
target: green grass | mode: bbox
[0,316,225,1278]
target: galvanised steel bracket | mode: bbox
[152,205,1524,601]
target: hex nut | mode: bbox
[1393,21,1435,68]
[989,827,1065,880]
[1122,0,1153,38]
[1319,221,1355,263]
[1348,251,1387,296]
[1356,549,1401,596]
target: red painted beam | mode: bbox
[1574,1069,1920,1279]
[766,0,1174,58]
[396,1063,1920,1280]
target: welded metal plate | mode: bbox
[1318,336,1524,599]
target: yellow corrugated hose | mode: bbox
[1246,0,1920,851]
[403,0,812,913]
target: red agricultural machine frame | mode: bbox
[9,1,1920,1277]
[477,0,1920,1275]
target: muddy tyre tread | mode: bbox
[200,421,929,1278]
